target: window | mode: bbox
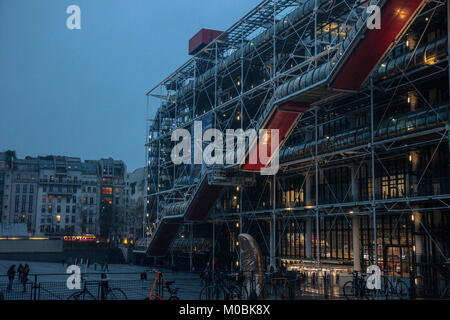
[87,187,91,193]
[56,215,61,223]
[90,197,94,205]
[28,196,33,213]
[71,216,76,223]
[23,184,27,193]
[41,205,45,213]
[72,196,76,203]
[102,187,113,195]
[83,197,87,204]
[48,205,53,213]
[16,184,20,193]
[30,185,34,193]
[42,195,46,203]
[66,206,70,213]
[72,206,76,213]
[14,195,19,212]
[48,195,53,202]
[57,196,62,203]
[57,205,61,213]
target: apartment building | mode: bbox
[0,152,131,240]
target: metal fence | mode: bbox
[0,269,420,300]
[0,271,204,300]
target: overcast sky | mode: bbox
[0,0,260,171]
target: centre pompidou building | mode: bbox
[136,0,450,297]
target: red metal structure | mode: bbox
[189,29,228,55]
[243,0,427,173]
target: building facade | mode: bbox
[124,167,146,242]
[141,0,450,297]
[0,152,132,241]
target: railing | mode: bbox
[0,271,202,301]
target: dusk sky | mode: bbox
[0,0,260,171]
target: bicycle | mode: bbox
[67,278,127,300]
[382,275,409,300]
[343,271,372,300]
[199,272,248,300]
[148,269,179,300]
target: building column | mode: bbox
[269,176,276,269]
[305,173,313,259]
[306,218,312,259]
[414,210,425,294]
[350,166,361,271]
[352,216,361,272]
[410,150,425,294]
[189,224,193,271]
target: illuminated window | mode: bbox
[56,215,61,223]
[102,187,112,195]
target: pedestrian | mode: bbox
[17,264,24,282]
[22,264,30,293]
[6,265,16,291]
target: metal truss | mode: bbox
[143,0,450,293]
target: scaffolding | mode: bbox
[141,0,450,297]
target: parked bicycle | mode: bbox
[343,271,372,300]
[382,274,409,300]
[199,272,248,300]
[148,269,179,300]
[67,278,127,300]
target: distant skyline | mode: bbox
[0,0,260,171]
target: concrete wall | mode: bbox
[0,247,125,265]
[0,239,62,253]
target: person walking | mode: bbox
[17,264,24,283]
[6,265,16,291]
[21,264,30,293]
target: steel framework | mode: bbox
[139,0,450,297]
